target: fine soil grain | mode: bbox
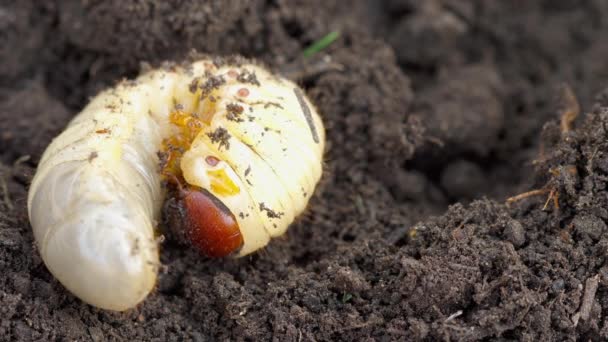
[2,0,608,340]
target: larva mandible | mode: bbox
[27,58,325,311]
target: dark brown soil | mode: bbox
[2,0,608,340]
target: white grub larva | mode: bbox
[27,58,325,311]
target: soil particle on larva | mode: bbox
[225,103,245,122]
[199,75,226,98]
[207,127,231,150]
[236,70,260,86]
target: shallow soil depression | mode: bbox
[3,1,608,340]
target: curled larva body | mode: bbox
[27,59,325,310]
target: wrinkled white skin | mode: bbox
[27,59,325,311]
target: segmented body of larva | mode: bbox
[27,58,325,311]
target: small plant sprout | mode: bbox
[27,58,326,311]
[303,31,340,58]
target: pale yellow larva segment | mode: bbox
[217,67,324,159]
[170,69,204,113]
[75,81,166,215]
[219,112,316,216]
[132,65,200,133]
[33,119,97,169]
[28,79,162,311]
[134,71,181,138]
[293,89,326,154]
[233,95,322,157]
[29,161,159,311]
[253,73,325,155]
[67,88,124,126]
[219,71,324,215]
[180,146,271,256]
[261,82,325,155]
[37,89,132,164]
[224,81,312,131]
[29,115,132,208]
[191,124,297,238]
[234,103,323,178]
[113,116,164,217]
[229,66,312,128]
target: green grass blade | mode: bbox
[303,31,340,58]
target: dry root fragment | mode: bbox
[559,84,580,135]
[506,85,580,211]
[506,188,559,211]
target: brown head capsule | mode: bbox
[166,181,243,258]
[182,187,243,257]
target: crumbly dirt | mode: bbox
[2,0,608,340]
